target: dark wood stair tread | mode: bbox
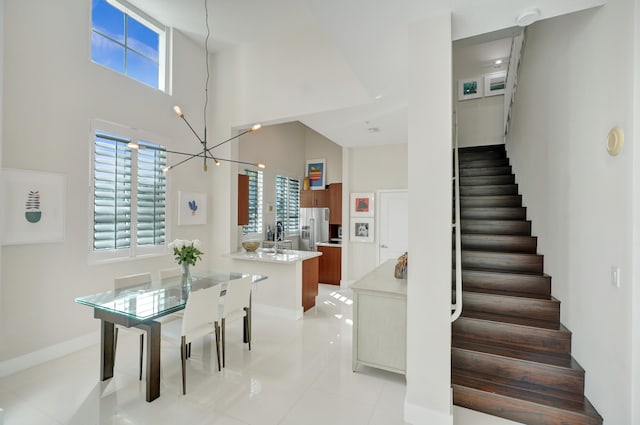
[452,371,603,424]
[458,287,554,301]
[453,339,578,370]
[459,233,537,253]
[460,195,522,207]
[458,269,552,296]
[458,310,567,331]
[458,144,506,153]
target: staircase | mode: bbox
[451,144,603,425]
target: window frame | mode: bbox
[275,174,301,237]
[89,119,170,264]
[91,0,170,92]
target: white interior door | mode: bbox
[378,190,408,264]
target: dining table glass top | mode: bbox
[75,271,266,321]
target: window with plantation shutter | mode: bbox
[91,121,167,262]
[275,175,300,234]
[243,169,263,235]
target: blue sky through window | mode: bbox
[91,0,160,89]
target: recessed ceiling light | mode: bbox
[494,59,503,66]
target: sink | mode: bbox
[261,248,288,255]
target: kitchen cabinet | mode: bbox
[300,189,329,208]
[302,256,320,311]
[318,245,341,285]
[352,260,407,375]
[328,183,342,225]
[238,174,249,225]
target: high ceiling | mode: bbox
[127,0,605,147]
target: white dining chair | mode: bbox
[161,285,222,394]
[113,272,152,380]
[220,276,253,368]
[159,267,181,280]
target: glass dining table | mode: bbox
[75,271,267,402]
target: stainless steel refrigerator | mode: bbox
[299,207,329,251]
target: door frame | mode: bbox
[377,189,409,266]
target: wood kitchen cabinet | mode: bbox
[300,189,329,208]
[328,183,342,225]
[238,174,249,225]
[318,245,341,285]
[302,256,319,311]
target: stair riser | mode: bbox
[459,251,543,274]
[459,166,512,177]
[461,220,531,236]
[452,349,584,398]
[461,185,518,196]
[459,235,537,253]
[462,292,559,323]
[453,318,571,355]
[459,158,510,169]
[460,175,516,186]
[460,150,507,161]
[461,195,522,208]
[452,385,602,425]
[455,270,551,295]
[459,207,526,220]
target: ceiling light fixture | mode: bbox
[165,0,264,173]
[494,59,503,66]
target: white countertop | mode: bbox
[350,259,407,295]
[228,249,322,264]
[316,242,342,248]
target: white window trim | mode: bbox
[97,0,171,93]
[88,119,171,265]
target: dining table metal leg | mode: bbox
[138,321,161,402]
[100,320,115,381]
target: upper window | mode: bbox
[243,169,264,235]
[276,175,300,235]
[91,120,167,262]
[91,0,167,91]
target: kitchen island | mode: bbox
[227,249,322,320]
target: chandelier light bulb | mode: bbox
[251,123,262,131]
[257,163,266,169]
[173,105,184,117]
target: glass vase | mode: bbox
[180,263,192,290]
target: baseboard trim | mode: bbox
[404,399,453,425]
[0,332,98,378]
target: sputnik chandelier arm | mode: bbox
[164,0,264,173]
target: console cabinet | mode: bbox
[352,260,407,375]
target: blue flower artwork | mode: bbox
[188,200,198,216]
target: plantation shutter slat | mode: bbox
[276,175,300,234]
[93,133,132,251]
[93,131,166,252]
[243,169,263,235]
[136,141,166,246]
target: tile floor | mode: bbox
[0,284,520,425]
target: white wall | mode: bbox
[304,127,343,185]
[346,144,407,281]
[0,0,214,366]
[506,1,636,423]
[405,13,453,425]
[453,38,509,147]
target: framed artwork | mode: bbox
[178,191,207,225]
[350,192,374,217]
[350,217,374,243]
[458,76,483,101]
[484,71,507,96]
[1,169,66,245]
[306,158,326,190]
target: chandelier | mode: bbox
[163,0,264,173]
